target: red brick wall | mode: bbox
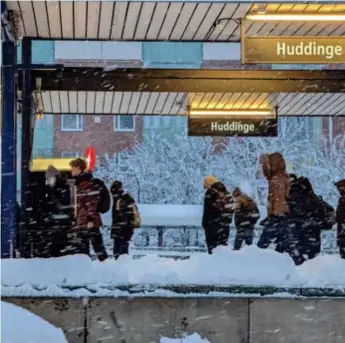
[322,117,345,138]
[54,115,142,157]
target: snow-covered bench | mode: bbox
[100,204,338,257]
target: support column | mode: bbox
[1,40,17,258]
[21,39,33,225]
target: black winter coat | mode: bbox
[45,178,73,229]
[202,181,233,229]
[336,193,345,247]
[111,192,135,237]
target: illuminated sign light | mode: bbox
[245,14,345,22]
[188,109,278,137]
[242,36,345,64]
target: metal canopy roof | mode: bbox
[7,1,345,41]
[31,68,345,93]
[39,91,345,116]
[28,68,345,116]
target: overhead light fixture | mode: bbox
[245,13,345,22]
[188,109,274,117]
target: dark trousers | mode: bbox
[204,225,230,254]
[340,247,345,259]
[258,216,303,265]
[67,227,108,261]
[234,224,254,250]
[113,228,134,260]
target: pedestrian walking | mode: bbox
[202,176,233,254]
[232,187,260,250]
[257,153,303,265]
[335,179,345,259]
[110,180,141,259]
[68,158,108,261]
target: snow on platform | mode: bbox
[2,246,345,297]
[1,301,68,343]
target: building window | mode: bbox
[61,151,80,158]
[114,115,135,132]
[61,115,83,132]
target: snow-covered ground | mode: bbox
[1,301,68,343]
[161,333,210,343]
[2,246,345,297]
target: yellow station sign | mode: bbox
[242,36,345,64]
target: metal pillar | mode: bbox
[20,38,33,243]
[1,40,17,258]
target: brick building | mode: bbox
[54,115,142,157]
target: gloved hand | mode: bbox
[87,222,94,229]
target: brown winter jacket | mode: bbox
[75,173,102,228]
[260,153,290,218]
[335,180,345,246]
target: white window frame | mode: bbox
[113,115,136,132]
[61,115,84,132]
[61,151,80,158]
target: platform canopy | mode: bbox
[28,68,345,116]
[6,1,345,41]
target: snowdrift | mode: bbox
[1,301,68,343]
[2,246,345,297]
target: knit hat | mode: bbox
[203,175,218,189]
[110,180,123,195]
[45,165,60,179]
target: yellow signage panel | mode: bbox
[30,158,84,172]
[242,36,345,64]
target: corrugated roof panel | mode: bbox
[95,92,106,114]
[103,92,114,114]
[60,1,73,39]
[68,91,78,113]
[98,1,114,39]
[40,91,345,116]
[77,91,87,113]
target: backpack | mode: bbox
[116,197,141,229]
[216,191,234,224]
[314,196,336,230]
[93,178,111,214]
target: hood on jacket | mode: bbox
[210,180,227,194]
[335,179,345,195]
[110,180,124,196]
[46,165,60,179]
[260,153,286,179]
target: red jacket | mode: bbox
[75,173,102,228]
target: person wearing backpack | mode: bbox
[202,176,234,254]
[68,158,108,261]
[110,180,140,259]
[258,153,303,265]
[289,175,335,261]
[232,187,260,250]
[335,179,345,259]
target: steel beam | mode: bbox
[20,38,33,249]
[1,39,17,258]
[29,68,345,93]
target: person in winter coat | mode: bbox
[44,166,73,257]
[232,187,260,250]
[335,179,345,259]
[69,158,108,261]
[110,180,136,259]
[202,176,233,254]
[257,153,302,265]
[288,175,334,260]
